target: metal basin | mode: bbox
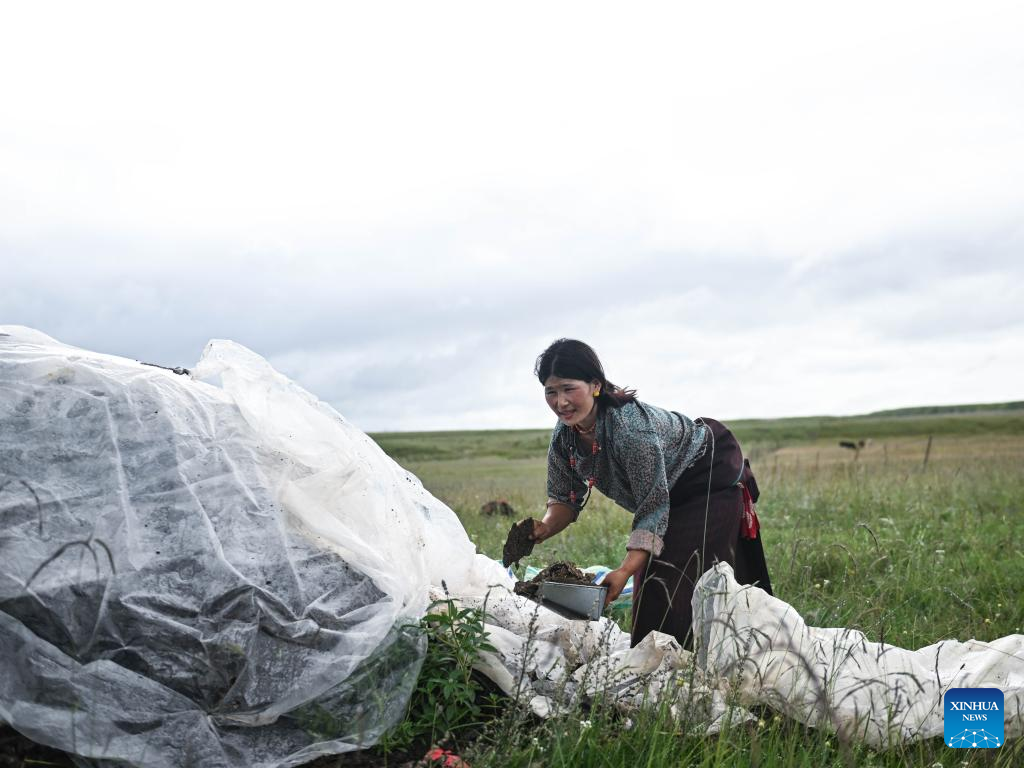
[537,581,608,620]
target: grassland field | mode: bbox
[365,405,1024,767]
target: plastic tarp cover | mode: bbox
[0,326,511,768]
[693,563,1024,747]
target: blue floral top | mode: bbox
[546,400,708,556]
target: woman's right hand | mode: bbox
[530,519,553,543]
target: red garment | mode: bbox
[739,482,760,539]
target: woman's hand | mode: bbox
[601,568,631,607]
[529,519,552,542]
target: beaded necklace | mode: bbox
[566,418,601,509]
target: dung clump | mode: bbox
[480,499,516,516]
[513,561,592,600]
[501,518,536,568]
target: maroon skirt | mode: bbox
[630,417,773,649]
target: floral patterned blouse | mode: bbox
[546,400,708,556]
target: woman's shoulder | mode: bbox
[604,400,658,434]
[547,421,570,455]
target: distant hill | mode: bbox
[863,401,1024,417]
[370,401,1024,462]
[725,402,1024,446]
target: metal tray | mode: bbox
[537,581,608,621]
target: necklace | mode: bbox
[566,423,600,508]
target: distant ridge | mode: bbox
[863,401,1024,418]
[370,401,1024,461]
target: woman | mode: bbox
[527,338,773,649]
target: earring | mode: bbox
[593,388,601,397]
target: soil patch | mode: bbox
[501,518,536,567]
[0,726,75,767]
[513,560,592,600]
[0,724,438,768]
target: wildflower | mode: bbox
[823,579,831,587]
[423,747,469,768]
[934,549,945,555]
[580,720,592,730]
[531,737,540,746]
[984,618,991,624]
[757,718,766,728]
[814,583,821,589]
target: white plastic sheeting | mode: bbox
[457,587,753,733]
[694,563,1024,747]
[0,326,509,768]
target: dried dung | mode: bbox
[513,560,592,600]
[501,518,536,567]
[480,499,516,516]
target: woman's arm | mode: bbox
[602,548,649,606]
[530,500,575,542]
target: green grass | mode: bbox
[361,410,1024,767]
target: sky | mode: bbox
[2,1,1022,432]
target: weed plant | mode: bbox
[380,594,500,754]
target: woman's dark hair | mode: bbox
[534,338,637,408]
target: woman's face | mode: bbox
[543,375,600,427]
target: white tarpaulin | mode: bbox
[457,586,753,732]
[693,562,1024,747]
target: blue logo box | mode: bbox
[944,687,1003,748]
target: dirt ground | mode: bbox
[0,724,443,768]
[0,726,74,767]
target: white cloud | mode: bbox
[2,2,1022,430]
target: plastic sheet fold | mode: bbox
[693,562,1024,746]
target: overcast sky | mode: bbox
[2,2,1022,432]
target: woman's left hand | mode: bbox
[601,568,630,607]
